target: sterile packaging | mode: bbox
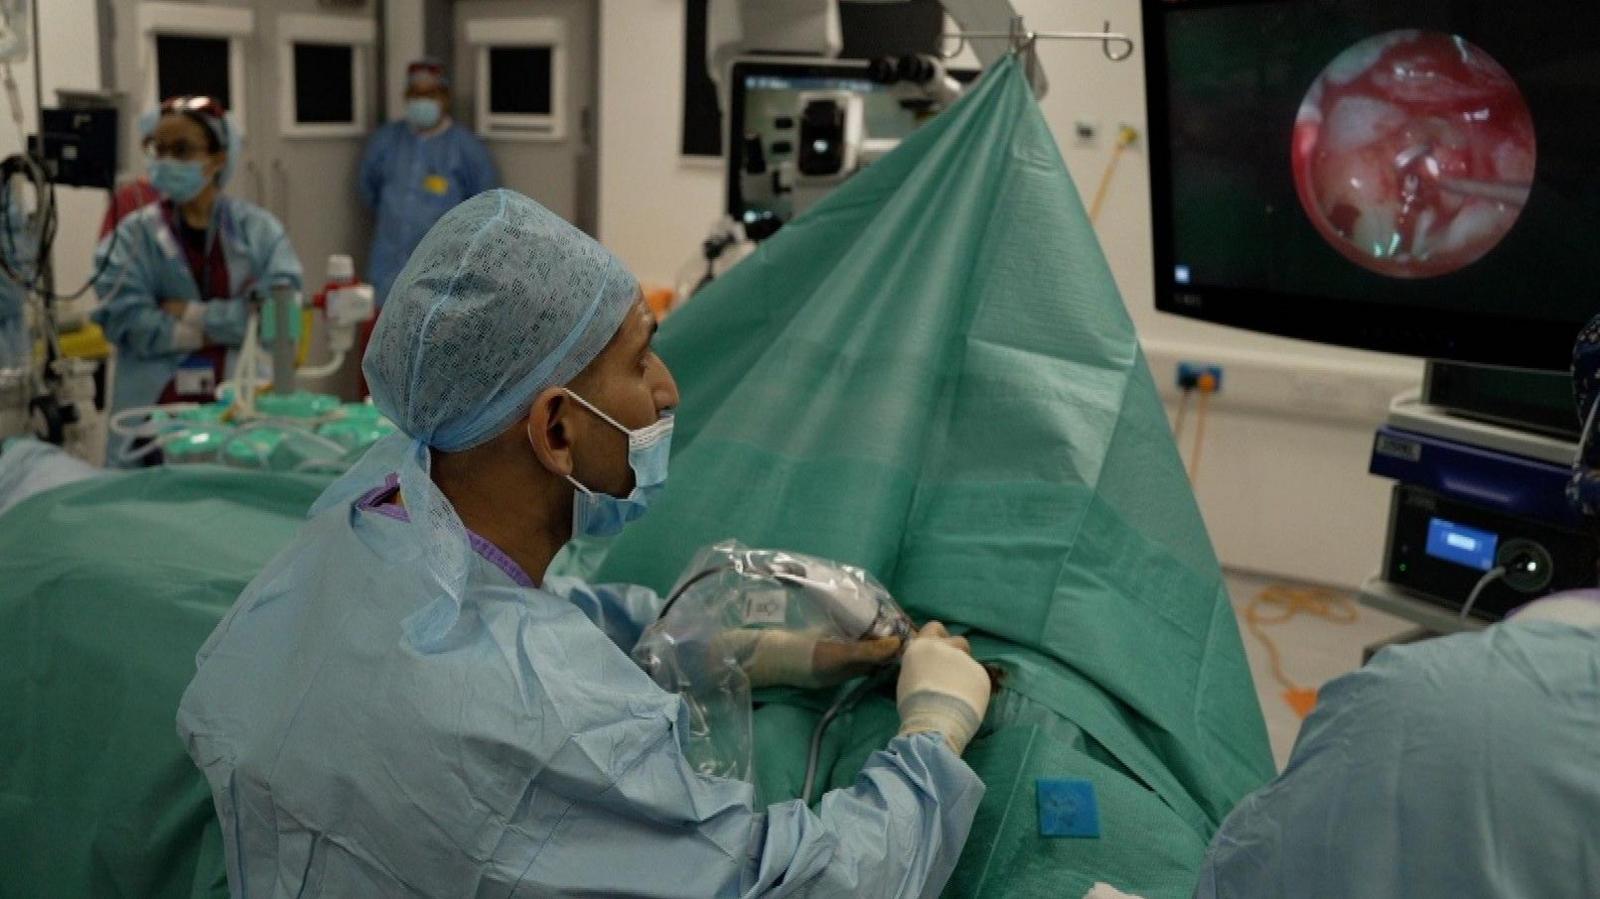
[632,540,912,782]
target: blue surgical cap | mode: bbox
[364,189,638,451]
[312,189,639,648]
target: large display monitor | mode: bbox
[1143,0,1600,370]
[726,58,975,240]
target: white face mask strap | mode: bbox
[564,389,631,435]
[528,418,597,495]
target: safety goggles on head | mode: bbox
[406,60,449,91]
[146,96,229,159]
[162,95,227,119]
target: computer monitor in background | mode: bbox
[1143,0,1600,372]
[727,58,976,240]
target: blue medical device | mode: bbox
[1424,519,1499,573]
[1369,393,1598,621]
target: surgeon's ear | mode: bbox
[526,387,576,477]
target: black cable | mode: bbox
[0,152,120,301]
[54,180,121,301]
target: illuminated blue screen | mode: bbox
[1425,518,1499,571]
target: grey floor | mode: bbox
[1224,569,1414,769]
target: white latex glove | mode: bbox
[717,629,903,689]
[896,621,991,755]
[169,300,208,352]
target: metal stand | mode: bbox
[1357,576,1488,636]
[1362,626,1433,665]
[269,284,298,397]
[1422,359,1577,440]
[1356,574,1487,662]
[943,15,1136,98]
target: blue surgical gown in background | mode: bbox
[177,487,983,897]
[91,197,303,421]
[359,121,499,304]
[1195,619,1600,899]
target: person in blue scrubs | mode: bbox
[358,58,498,306]
[177,190,993,897]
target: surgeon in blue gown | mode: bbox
[358,58,498,306]
[177,189,993,897]
[1194,593,1600,899]
[1194,322,1600,899]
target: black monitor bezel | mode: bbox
[1141,0,1579,371]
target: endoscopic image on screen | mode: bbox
[1162,2,1600,325]
[1291,30,1535,280]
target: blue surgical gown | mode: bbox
[359,121,499,304]
[177,486,984,897]
[1195,619,1600,899]
[91,197,303,423]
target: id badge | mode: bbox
[174,360,216,398]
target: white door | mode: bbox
[258,2,380,398]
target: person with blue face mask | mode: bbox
[91,96,302,456]
[358,59,498,309]
[177,189,992,898]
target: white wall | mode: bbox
[596,0,1424,587]
[0,0,105,298]
[597,0,723,290]
[385,0,426,123]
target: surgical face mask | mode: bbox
[148,159,210,203]
[406,98,443,130]
[556,390,673,538]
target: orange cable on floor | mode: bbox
[1244,584,1358,719]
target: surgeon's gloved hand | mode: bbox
[719,629,903,689]
[896,621,991,755]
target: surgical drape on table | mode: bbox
[554,54,1274,897]
[0,467,326,898]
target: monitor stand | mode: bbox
[1422,360,1578,441]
